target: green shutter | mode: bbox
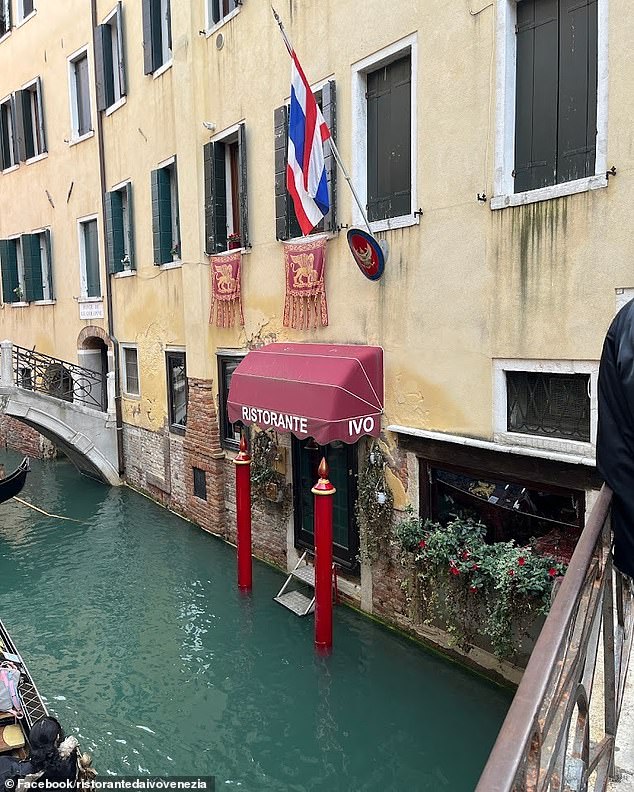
[13,90,26,162]
[151,167,172,264]
[274,105,289,241]
[321,80,337,233]
[203,142,215,254]
[117,2,127,96]
[105,190,125,273]
[238,123,249,249]
[514,0,559,192]
[125,181,135,269]
[84,220,101,297]
[35,76,46,153]
[557,0,597,184]
[203,144,226,254]
[95,24,114,111]
[0,239,19,303]
[44,229,53,298]
[21,233,43,302]
[21,89,34,159]
[0,104,7,170]
[141,0,161,74]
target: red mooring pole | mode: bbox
[312,457,336,653]
[234,432,252,591]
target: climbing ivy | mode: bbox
[356,443,394,563]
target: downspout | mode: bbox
[90,0,125,477]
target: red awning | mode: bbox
[227,343,383,445]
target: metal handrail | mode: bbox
[476,484,633,791]
[12,344,107,412]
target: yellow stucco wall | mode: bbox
[1,0,632,443]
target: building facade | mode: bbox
[0,0,627,677]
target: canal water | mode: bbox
[0,452,512,791]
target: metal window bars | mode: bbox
[12,344,107,411]
[476,485,634,792]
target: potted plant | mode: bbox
[228,233,241,250]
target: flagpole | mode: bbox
[271,5,374,236]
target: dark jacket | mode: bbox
[0,749,77,790]
[597,298,634,577]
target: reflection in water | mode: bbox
[0,453,511,791]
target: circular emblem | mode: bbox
[347,229,385,281]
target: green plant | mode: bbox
[394,515,567,659]
[250,430,287,506]
[356,443,394,563]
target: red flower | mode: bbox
[461,550,470,561]
[508,569,515,577]
[450,567,460,576]
[419,540,426,549]
[548,567,557,578]
[469,585,478,594]
[518,557,526,566]
[471,563,479,571]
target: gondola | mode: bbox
[0,617,48,758]
[0,458,30,506]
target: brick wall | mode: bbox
[0,415,57,459]
[122,421,184,509]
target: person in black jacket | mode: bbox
[597,298,634,579]
[0,716,78,791]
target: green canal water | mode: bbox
[0,452,512,791]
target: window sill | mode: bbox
[68,131,95,147]
[25,151,47,164]
[105,96,127,117]
[159,260,182,271]
[16,10,36,28]
[490,175,609,210]
[152,59,173,80]
[1,164,19,174]
[169,425,186,436]
[33,299,56,305]
[10,302,28,308]
[0,31,11,45]
[78,296,103,303]
[205,6,241,37]
[210,247,247,257]
[122,391,141,400]
[113,269,136,279]
[493,431,594,460]
[368,214,420,233]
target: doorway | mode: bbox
[292,437,359,570]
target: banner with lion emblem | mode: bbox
[209,251,244,328]
[283,236,328,329]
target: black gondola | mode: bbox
[0,458,29,506]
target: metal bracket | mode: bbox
[606,166,617,179]
[414,208,424,218]
[477,193,488,203]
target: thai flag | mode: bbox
[287,50,331,236]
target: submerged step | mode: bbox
[274,590,315,616]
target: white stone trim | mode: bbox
[205,3,241,36]
[492,0,608,209]
[120,343,140,399]
[351,33,418,231]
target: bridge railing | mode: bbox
[476,485,634,792]
[7,343,107,412]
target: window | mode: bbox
[95,3,126,112]
[0,97,16,170]
[105,182,135,272]
[79,218,101,298]
[166,351,187,433]
[122,346,140,397]
[204,124,249,254]
[206,0,240,30]
[514,0,597,193]
[1,0,11,37]
[217,353,244,449]
[15,78,46,160]
[69,50,92,139]
[506,371,591,442]
[193,467,207,500]
[351,37,416,231]
[151,159,180,265]
[0,231,52,303]
[142,0,171,74]
[274,82,336,241]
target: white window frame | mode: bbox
[205,0,241,36]
[67,46,93,144]
[28,227,53,303]
[77,214,100,299]
[6,234,26,304]
[103,4,125,113]
[351,33,418,233]
[16,0,35,26]
[0,94,17,171]
[160,0,171,67]
[157,155,180,265]
[121,344,140,398]
[0,0,12,41]
[21,78,46,161]
[492,359,598,457]
[110,178,134,272]
[211,122,243,242]
[491,0,609,210]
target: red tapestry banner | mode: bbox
[283,236,328,330]
[209,251,244,328]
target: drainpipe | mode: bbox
[90,0,125,477]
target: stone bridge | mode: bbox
[0,340,121,485]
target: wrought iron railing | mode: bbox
[12,344,107,411]
[476,485,634,792]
